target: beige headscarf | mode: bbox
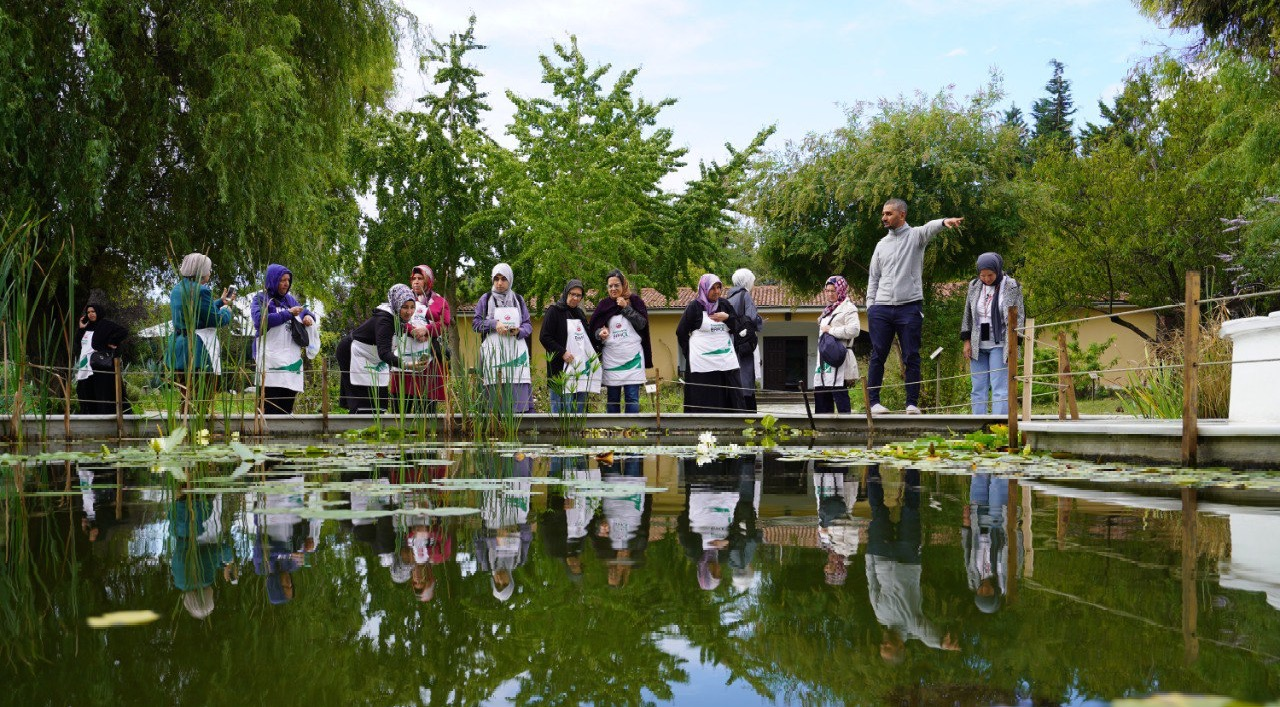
[179,253,213,280]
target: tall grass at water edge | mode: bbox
[1118,306,1232,419]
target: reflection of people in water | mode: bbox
[726,455,761,592]
[80,467,124,545]
[542,455,598,582]
[349,478,398,577]
[678,455,759,591]
[813,461,863,586]
[866,466,959,660]
[963,474,1010,614]
[168,491,235,619]
[476,453,534,602]
[253,476,310,605]
[591,454,651,588]
[397,496,454,603]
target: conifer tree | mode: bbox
[1031,59,1077,151]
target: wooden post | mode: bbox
[861,377,875,450]
[114,358,125,439]
[652,372,662,430]
[1022,317,1034,422]
[1021,484,1034,578]
[1182,270,1201,467]
[1006,306,1019,448]
[1006,479,1019,605]
[1056,331,1079,421]
[320,356,330,435]
[1181,487,1199,663]
[799,380,816,434]
[62,371,72,439]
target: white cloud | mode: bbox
[945,47,968,57]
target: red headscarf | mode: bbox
[411,265,435,301]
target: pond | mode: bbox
[3,437,1280,706]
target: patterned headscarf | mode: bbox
[388,284,417,316]
[822,275,848,318]
[695,274,721,316]
[411,264,435,299]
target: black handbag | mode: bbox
[286,316,310,347]
[89,349,115,372]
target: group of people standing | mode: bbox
[91,197,1020,417]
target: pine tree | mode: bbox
[1031,59,1077,150]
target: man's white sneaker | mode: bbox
[870,403,890,415]
[905,405,922,415]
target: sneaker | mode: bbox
[905,405,922,415]
[870,403,890,415]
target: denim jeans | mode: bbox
[814,385,851,413]
[867,301,923,406]
[969,345,1008,414]
[606,384,641,414]
[549,389,587,414]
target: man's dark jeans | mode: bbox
[867,301,923,407]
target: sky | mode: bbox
[391,0,1200,189]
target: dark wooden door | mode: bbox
[763,336,808,390]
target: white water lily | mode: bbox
[727,444,741,456]
[696,453,713,467]
[698,431,717,447]
[695,442,713,457]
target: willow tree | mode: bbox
[492,37,772,304]
[746,78,1023,294]
[0,0,403,308]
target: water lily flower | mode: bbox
[698,431,717,447]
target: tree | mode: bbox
[1013,58,1256,311]
[1003,103,1029,142]
[746,78,1023,294]
[492,37,773,304]
[1080,72,1155,154]
[1139,0,1280,72]
[1030,59,1077,151]
[0,0,403,354]
[350,15,500,359]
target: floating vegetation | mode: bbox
[86,611,161,629]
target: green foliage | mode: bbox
[747,77,1022,294]
[1013,57,1250,310]
[1031,329,1118,398]
[1139,0,1280,72]
[1030,59,1077,151]
[0,0,403,306]
[492,37,773,303]
[350,15,498,355]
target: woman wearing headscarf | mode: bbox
[814,275,861,414]
[391,264,453,412]
[336,284,419,414]
[251,264,317,415]
[589,269,651,414]
[539,279,600,414]
[472,263,534,414]
[675,274,743,413]
[961,252,1024,414]
[165,253,235,384]
[723,268,764,412]
[75,302,132,414]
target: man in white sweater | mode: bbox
[866,198,964,414]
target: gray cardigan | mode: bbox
[960,276,1025,359]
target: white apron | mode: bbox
[76,331,95,382]
[195,327,222,375]
[561,319,602,394]
[395,302,435,370]
[258,318,305,392]
[480,305,530,385]
[350,339,390,388]
[688,312,737,373]
[601,314,645,385]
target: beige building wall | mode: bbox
[453,304,1149,388]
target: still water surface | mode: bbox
[5,445,1280,706]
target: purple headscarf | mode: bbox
[695,274,722,316]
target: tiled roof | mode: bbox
[458,285,830,314]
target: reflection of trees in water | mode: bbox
[7,460,1280,705]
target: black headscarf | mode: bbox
[552,279,586,319]
[84,303,129,351]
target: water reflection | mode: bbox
[6,448,1280,705]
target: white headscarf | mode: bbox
[489,263,518,309]
[732,268,756,292]
[179,253,213,280]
